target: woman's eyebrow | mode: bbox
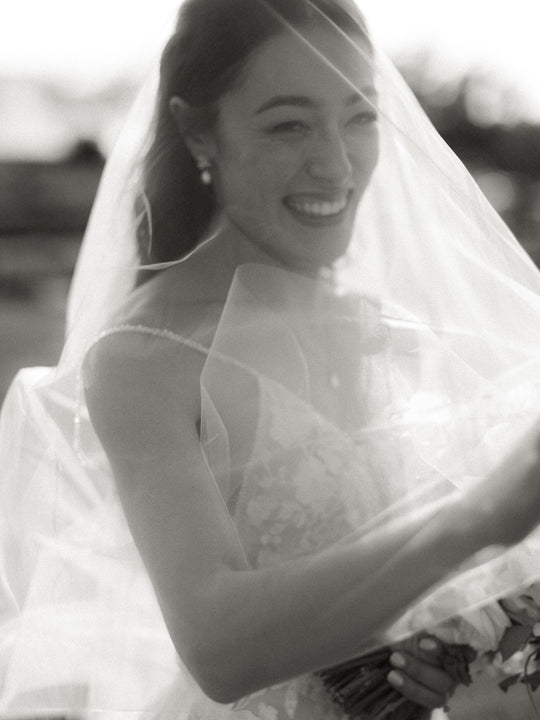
[256,88,376,114]
[256,96,317,114]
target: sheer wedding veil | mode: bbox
[2,0,540,714]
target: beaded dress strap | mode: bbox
[86,322,272,384]
[89,323,212,357]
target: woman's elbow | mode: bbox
[194,673,247,705]
[178,635,258,704]
[172,624,258,705]
[166,579,267,703]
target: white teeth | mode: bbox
[287,195,349,217]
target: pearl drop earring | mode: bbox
[196,157,212,185]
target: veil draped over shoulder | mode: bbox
[2,0,540,717]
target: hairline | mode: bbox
[205,23,371,125]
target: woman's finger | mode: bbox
[387,667,446,709]
[398,634,444,666]
[416,636,444,664]
[387,651,454,708]
[394,649,454,693]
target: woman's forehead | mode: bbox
[227,27,374,108]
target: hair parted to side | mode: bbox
[136,0,370,268]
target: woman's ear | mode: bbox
[169,96,217,162]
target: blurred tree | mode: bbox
[398,60,540,264]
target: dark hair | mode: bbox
[136,0,370,267]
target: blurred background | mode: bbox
[1,2,540,718]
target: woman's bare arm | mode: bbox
[84,332,540,703]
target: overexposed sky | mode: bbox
[0,0,179,92]
[365,0,540,120]
[0,3,538,77]
[1,1,539,159]
[0,0,539,110]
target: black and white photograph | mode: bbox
[2,2,540,718]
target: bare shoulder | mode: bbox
[83,326,205,461]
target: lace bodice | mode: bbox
[231,376,396,568]
[212,377,402,720]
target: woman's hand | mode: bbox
[387,636,454,714]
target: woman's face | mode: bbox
[208,25,379,273]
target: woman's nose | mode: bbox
[306,128,353,184]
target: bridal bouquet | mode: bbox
[317,584,540,720]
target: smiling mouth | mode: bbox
[283,191,352,220]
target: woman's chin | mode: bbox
[283,210,357,269]
[226,214,354,274]
[279,234,353,275]
[300,225,354,267]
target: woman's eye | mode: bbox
[267,120,309,135]
[348,111,378,127]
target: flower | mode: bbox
[526,584,540,606]
[502,584,540,624]
[387,586,511,654]
[431,604,511,653]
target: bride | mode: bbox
[3,1,540,718]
